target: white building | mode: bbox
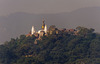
[27,19,47,37]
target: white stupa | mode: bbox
[31,26,35,34]
[44,25,47,33]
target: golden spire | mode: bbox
[42,18,45,30]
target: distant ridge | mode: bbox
[0,7,100,43]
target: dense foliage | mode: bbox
[0,26,100,64]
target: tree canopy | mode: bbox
[0,26,100,64]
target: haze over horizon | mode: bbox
[0,0,100,44]
[0,0,100,16]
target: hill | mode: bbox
[0,26,100,64]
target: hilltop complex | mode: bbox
[26,19,79,40]
[26,19,47,38]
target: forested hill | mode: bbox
[0,26,100,64]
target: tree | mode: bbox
[76,26,95,37]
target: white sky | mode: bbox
[0,0,100,16]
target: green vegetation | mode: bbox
[0,26,100,64]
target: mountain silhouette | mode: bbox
[0,7,100,43]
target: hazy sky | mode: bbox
[0,0,100,16]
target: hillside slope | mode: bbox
[0,26,100,64]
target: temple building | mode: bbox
[26,19,78,44]
[26,19,47,38]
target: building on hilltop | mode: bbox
[26,19,47,38]
[26,19,79,44]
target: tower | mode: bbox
[44,25,47,33]
[31,26,35,35]
[42,18,45,30]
